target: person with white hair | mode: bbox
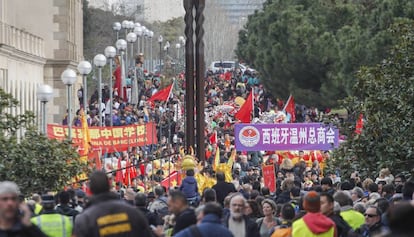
[224,194,260,237]
[0,181,47,236]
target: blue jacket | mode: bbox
[175,214,234,237]
[180,176,199,199]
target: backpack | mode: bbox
[271,227,292,237]
[154,198,169,219]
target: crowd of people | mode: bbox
[1,166,414,237]
[1,59,404,237]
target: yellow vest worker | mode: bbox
[292,191,336,237]
[31,195,73,237]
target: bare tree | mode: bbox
[204,0,264,67]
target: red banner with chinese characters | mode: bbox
[262,164,276,193]
[47,123,158,152]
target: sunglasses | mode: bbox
[364,213,377,218]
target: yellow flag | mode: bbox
[227,149,236,169]
[213,147,220,171]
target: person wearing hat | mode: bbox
[0,181,47,237]
[292,191,336,237]
[73,171,152,237]
[31,194,72,237]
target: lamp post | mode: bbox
[93,54,107,127]
[158,35,163,71]
[77,61,92,114]
[104,46,116,127]
[37,84,53,134]
[179,36,185,67]
[116,39,127,99]
[134,25,143,56]
[112,22,121,41]
[175,43,181,63]
[61,68,77,140]
[127,32,137,68]
[149,31,154,72]
[164,41,170,57]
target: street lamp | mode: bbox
[112,22,121,40]
[93,54,107,127]
[61,68,77,140]
[158,35,163,71]
[149,31,154,72]
[104,46,116,127]
[144,29,151,70]
[77,61,92,114]
[127,32,137,68]
[175,43,181,63]
[134,25,143,55]
[116,39,127,99]
[164,41,170,57]
[37,84,53,134]
[122,20,129,37]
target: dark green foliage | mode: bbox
[237,0,414,107]
[0,88,88,195]
[328,20,414,178]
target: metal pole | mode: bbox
[150,39,153,72]
[159,42,162,72]
[83,75,87,113]
[109,58,114,127]
[137,37,140,55]
[68,84,73,140]
[130,43,134,68]
[120,50,126,99]
[42,101,47,134]
[142,37,146,70]
[98,67,103,127]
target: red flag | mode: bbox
[147,83,173,103]
[160,171,179,189]
[355,114,364,134]
[115,158,123,183]
[235,90,253,123]
[209,131,217,145]
[283,95,296,123]
[262,164,276,193]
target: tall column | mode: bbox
[184,0,195,152]
[195,0,205,161]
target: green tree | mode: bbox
[0,88,89,195]
[237,0,414,107]
[328,20,414,178]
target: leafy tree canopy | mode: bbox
[237,0,414,107]
[0,88,89,195]
[328,19,414,178]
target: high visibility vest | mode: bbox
[292,218,335,237]
[34,203,43,215]
[31,213,72,237]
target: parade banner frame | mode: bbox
[235,123,339,151]
[47,123,158,152]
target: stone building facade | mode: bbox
[0,0,84,131]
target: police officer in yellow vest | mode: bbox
[31,194,73,237]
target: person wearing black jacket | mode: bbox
[73,171,152,237]
[320,192,355,237]
[0,181,47,237]
[167,190,196,236]
[134,192,162,226]
[212,172,237,206]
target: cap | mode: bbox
[41,195,55,204]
